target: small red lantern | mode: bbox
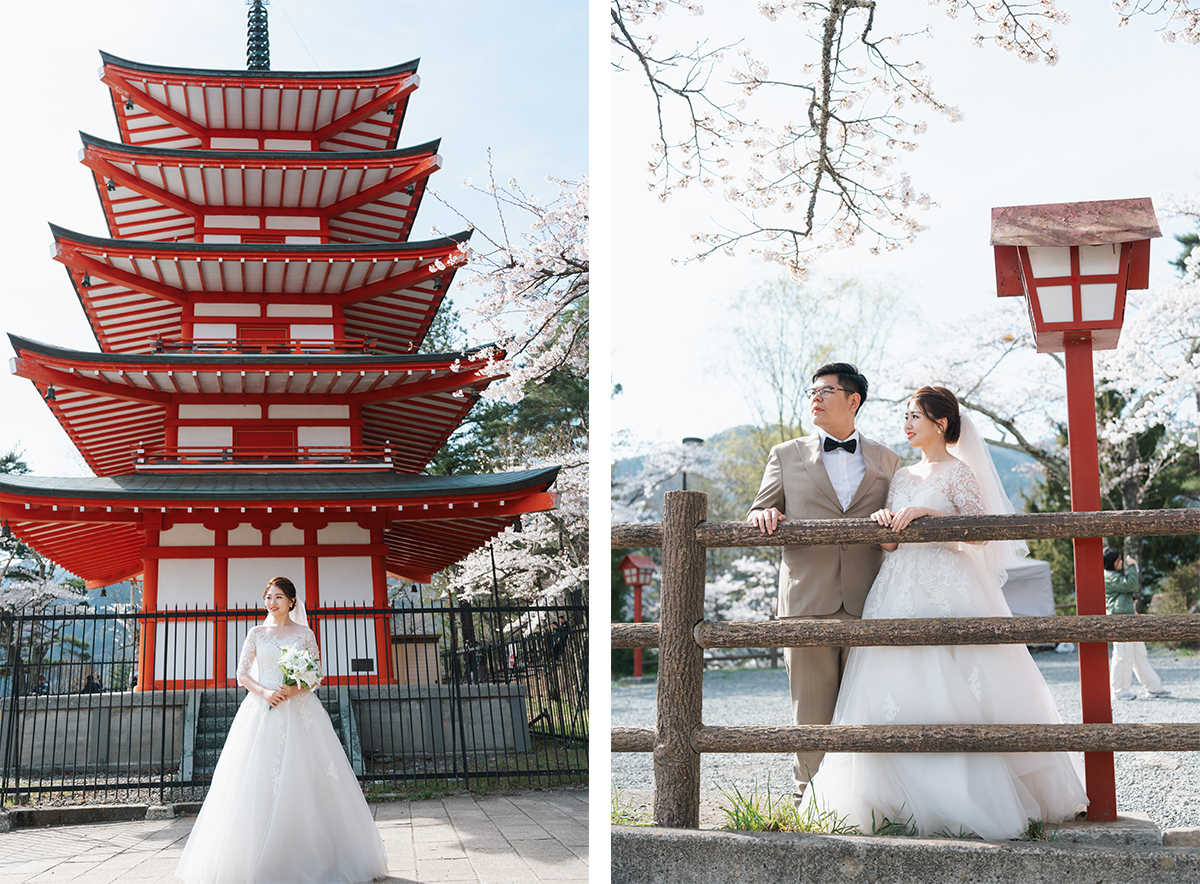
[991,197,1161,353]
[618,553,660,678]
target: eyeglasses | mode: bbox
[805,386,849,400]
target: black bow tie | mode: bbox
[824,436,857,454]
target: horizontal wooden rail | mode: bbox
[696,613,1200,648]
[611,614,1200,649]
[612,622,660,649]
[612,723,1200,754]
[611,507,1200,550]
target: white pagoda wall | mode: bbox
[147,520,384,687]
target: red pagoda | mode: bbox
[0,14,558,691]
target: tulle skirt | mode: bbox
[802,544,1089,840]
[176,690,388,883]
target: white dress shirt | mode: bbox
[817,429,865,511]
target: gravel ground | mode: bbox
[611,646,1200,830]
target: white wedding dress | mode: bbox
[176,625,388,883]
[801,459,1089,840]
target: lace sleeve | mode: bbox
[236,628,258,681]
[301,627,324,689]
[947,461,988,516]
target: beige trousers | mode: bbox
[1110,641,1163,695]
[782,606,856,795]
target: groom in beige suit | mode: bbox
[747,362,901,801]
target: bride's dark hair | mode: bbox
[911,386,963,444]
[264,576,298,610]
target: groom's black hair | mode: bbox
[813,362,868,412]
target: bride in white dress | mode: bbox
[801,386,1088,840]
[176,576,388,884]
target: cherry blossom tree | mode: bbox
[421,157,587,607]
[1,575,87,695]
[612,0,1199,273]
[433,162,588,404]
[444,440,588,606]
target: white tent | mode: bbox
[1003,559,1056,618]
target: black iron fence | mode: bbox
[1,598,587,809]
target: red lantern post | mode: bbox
[991,197,1162,822]
[619,553,660,678]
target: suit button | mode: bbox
[840,543,849,550]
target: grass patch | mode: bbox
[611,788,651,826]
[1019,818,1059,841]
[870,809,917,837]
[362,779,464,802]
[717,780,856,834]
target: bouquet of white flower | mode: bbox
[275,645,323,706]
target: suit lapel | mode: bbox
[798,436,842,510]
[845,435,884,513]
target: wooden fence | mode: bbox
[611,490,1200,828]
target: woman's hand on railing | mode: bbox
[873,506,940,532]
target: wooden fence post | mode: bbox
[654,490,707,828]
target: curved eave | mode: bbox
[9,334,504,477]
[99,51,420,84]
[80,133,440,244]
[50,225,471,354]
[1,466,558,587]
[50,223,471,256]
[80,131,440,163]
[100,52,420,153]
[0,468,558,504]
[9,333,498,368]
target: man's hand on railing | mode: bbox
[749,507,786,535]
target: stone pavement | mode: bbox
[0,789,589,884]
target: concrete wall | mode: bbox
[0,691,187,775]
[350,685,531,756]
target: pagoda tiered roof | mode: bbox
[100,52,420,152]
[1,468,559,587]
[9,335,501,477]
[79,133,440,243]
[51,226,469,354]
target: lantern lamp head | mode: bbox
[990,198,1161,353]
[618,553,660,588]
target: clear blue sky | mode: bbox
[0,0,587,476]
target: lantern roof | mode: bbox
[50,225,469,354]
[619,553,658,572]
[9,334,501,477]
[79,132,440,243]
[99,52,420,152]
[0,467,558,587]
[990,197,1162,248]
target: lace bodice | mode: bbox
[236,625,320,690]
[887,458,986,517]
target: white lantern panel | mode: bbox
[1078,243,1121,275]
[1036,285,1074,323]
[1080,283,1118,322]
[1027,247,1072,279]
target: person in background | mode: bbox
[1105,548,1171,701]
[82,673,103,694]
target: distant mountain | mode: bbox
[613,427,1041,518]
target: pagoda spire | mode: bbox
[247,0,270,71]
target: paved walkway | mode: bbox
[0,789,588,884]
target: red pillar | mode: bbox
[138,552,159,692]
[213,529,229,686]
[1063,334,1117,821]
[633,583,643,678]
[371,526,394,684]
